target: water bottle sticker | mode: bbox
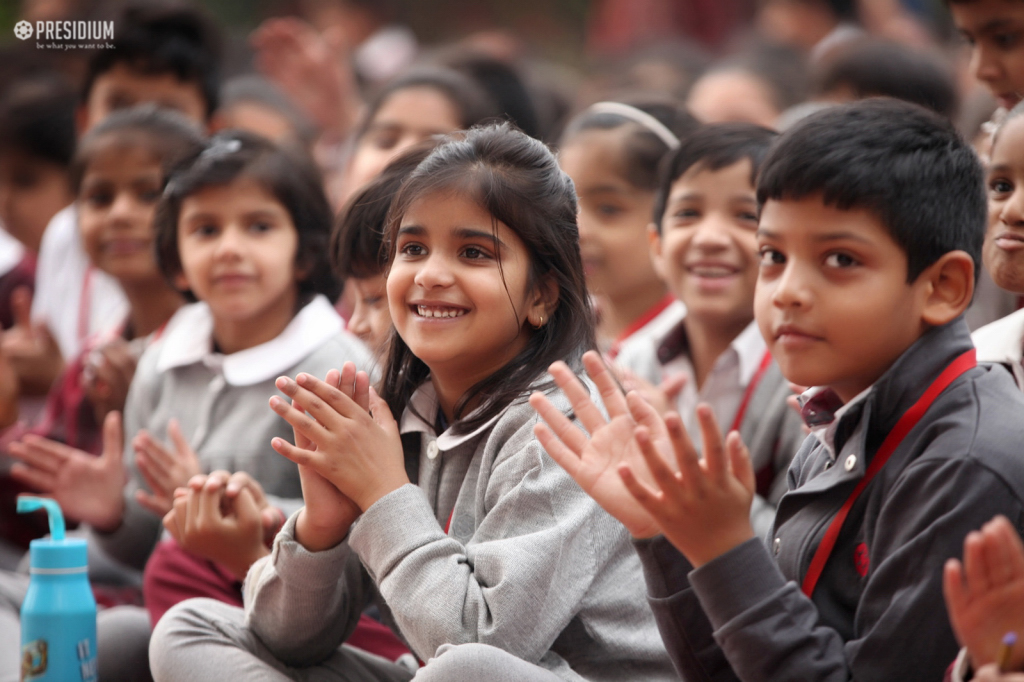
[77,638,98,681]
[76,639,91,660]
[21,639,47,679]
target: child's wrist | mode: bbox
[686,526,756,569]
[295,507,350,552]
[356,475,411,512]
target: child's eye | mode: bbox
[995,32,1021,50]
[737,211,758,224]
[597,204,624,218]
[990,178,1014,195]
[363,296,384,306]
[758,247,785,266]
[674,208,700,220]
[249,220,273,234]
[399,243,425,257]
[84,190,113,207]
[824,252,859,268]
[139,188,161,203]
[195,223,219,237]
[461,246,491,260]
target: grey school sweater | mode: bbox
[243,380,675,681]
[92,295,372,571]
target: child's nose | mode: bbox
[413,253,455,288]
[1002,191,1024,228]
[213,225,245,258]
[973,45,1004,84]
[771,261,812,309]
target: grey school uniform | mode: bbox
[150,379,675,682]
[91,294,372,570]
[636,318,1024,681]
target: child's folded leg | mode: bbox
[98,605,152,682]
[150,598,414,682]
[414,643,564,682]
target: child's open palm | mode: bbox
[945,515,1024,672]
[621,404,757,568]
[530,350,674,539]
[133,419,201,516]
[8,411,126,531]
[271,364,406,548]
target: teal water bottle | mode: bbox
[17,497,98,682]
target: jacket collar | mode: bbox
[656,317,767,385]
[155,295,343,386]
[831,317,975,455]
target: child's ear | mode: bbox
[527,274,560,329]
[647,223,667,281]
[919,250,975,327]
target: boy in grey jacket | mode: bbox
[534,99,1024,681]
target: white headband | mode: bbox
[586,102,681,149]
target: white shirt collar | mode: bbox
[156,295,343,386]
[805,385,872,460]
[399,380,504,451]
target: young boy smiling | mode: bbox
[531,98,1024,681]
[615,123,804,539]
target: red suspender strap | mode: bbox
[800,348,977,598]
[607,293,676,360]
[730,351,773,434]
[77,266,94,345]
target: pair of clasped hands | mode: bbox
[163,363,412,574]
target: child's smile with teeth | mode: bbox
[415,304,468,318]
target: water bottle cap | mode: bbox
[17,497,87,571]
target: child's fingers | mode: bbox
[943,558,968,622]
[664,412,704,494]
[726,431,755,493]
[989,516,1024,579]
[280,375,363,423]
[8,462,55,492]
[618,462,663,512]
[135,489,170,517]
[529,392,588,455]
[269,395,332,444]
[625,390,668,440]
[225,471,263,501]
[136,457,173,499]
[7,440,62,475]
[134,434,174,469]
[635,426,680,494]
[162,507,180,541]
[271,436,318,469]
[695,404,727,482]
[197,476,225,525]
[135,447,173,485]
[964,530,992,594]
[355,371,371,414]
[338,363,357,398]
[367,387,397,432]
[584,351,629,418]
[18,435,76,466]
[980,518,1018,587]
[546,361,608,434]
[533,422,584,477]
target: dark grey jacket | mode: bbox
[636,318,1024,682]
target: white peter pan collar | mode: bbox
[156,295,342,386]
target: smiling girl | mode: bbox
[150,124,674,682]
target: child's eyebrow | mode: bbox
[755,228,873,244]
[977,18,1019,37]
[455,228,506,249]
[397,225,425,237]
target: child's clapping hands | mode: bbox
[531,350,757,568]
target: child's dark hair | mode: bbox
[332,141,439,281]
[757,98,985,283]
[83,2,222,118]
[652,123,778,230]
[560,99,700,191]
[381,122,595,434]
[70,105,205,193]
[0,76,77,167]
[355,67,499,141]
[155,131,340,302]
[816,39,958,119]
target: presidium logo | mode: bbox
[14,19,114,49]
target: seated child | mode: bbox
[0,75,76,329]
[558,100,696,356]
[149,123,675,681]
[532,98,1024,681]
[7,131,373,676]
[614,123,804,539]
[0,104,204,682]
[25,1,223,397]
[332,141,438,357]
[949,0,1024,113]
[971,100,1024,389]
